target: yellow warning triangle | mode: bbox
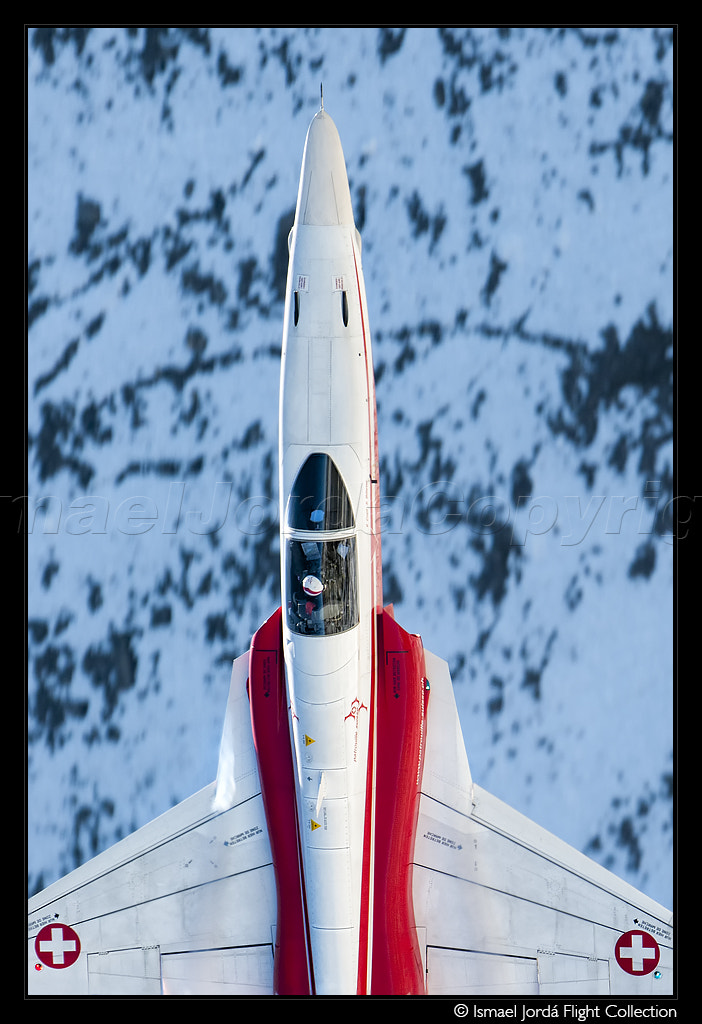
[304,734,315,746]
[310,819,321,831]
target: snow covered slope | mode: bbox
[27,27,674,910]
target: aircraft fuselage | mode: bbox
[278,108,383,994]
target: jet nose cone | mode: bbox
[295,110,355,227]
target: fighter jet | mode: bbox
[28,101,673,997]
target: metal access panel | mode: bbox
[87,947,161,995]
[537,952,610,994]
[160,944,274,995]
[426,947,539,995]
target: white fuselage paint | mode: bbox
[278,109,380,995]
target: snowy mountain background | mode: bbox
[27,27,674,911]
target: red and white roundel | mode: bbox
[615,929,660,975]
[34,923,81,969]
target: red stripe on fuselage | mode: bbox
[370,610,428,994]
[351,241,380,493]
[351,238,383,993]
[248,609,313,995]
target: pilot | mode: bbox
[302,574,324,597]
[301,575,324,633]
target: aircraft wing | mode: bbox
[414,647,674,996]
[27,650,278,996]
[28,631,674,996]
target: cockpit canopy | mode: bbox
[285,454,359,636]
[286,453,355,532]
[286,536,358,636]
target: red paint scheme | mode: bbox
[248,608,312,994]
[369,608,428,994]
[250,607,428,994]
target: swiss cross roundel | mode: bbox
[614,929,660,975]
[34,923,81,969]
